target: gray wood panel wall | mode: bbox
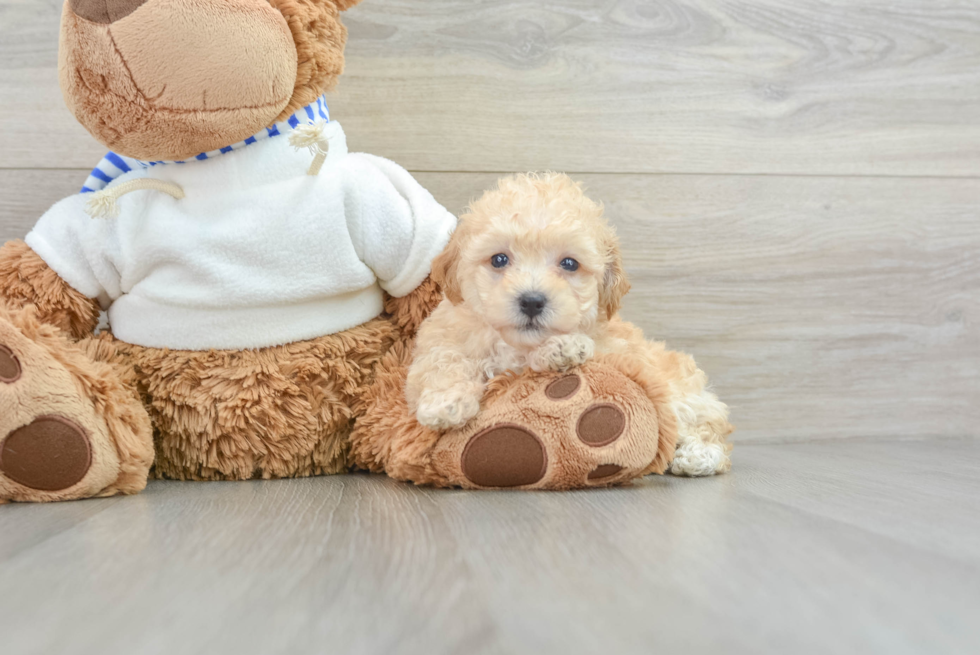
[0,0,977,442]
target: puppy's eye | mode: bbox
[491,253,509,268]
[559,257,579,272]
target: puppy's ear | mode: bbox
[431,228,464,305]
[598,239,630,319]
[332,0,364,10]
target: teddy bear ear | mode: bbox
[333,0,363,10]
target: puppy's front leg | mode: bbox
[527,334,595,372]
[407,349,485,430]
[414,384,483,431]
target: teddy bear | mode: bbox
[0,0,725,503]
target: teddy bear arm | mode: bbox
[382,275,443,339]
[0,240,100,340]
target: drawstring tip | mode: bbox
[86,190,120,219]
[289,120,330,176]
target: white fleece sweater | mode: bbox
[26,125,456,350]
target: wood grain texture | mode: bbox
[2,0,979,174]
[4,169,977,442]
[0,439,978,655]
[0,169,84,231]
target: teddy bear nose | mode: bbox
[70,0,149,24]
[519,293,548,318]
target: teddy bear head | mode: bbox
[59,0,362,161]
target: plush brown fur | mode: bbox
[132,275,437,480]
[0,281,431,501]
[0,305,153,503]
[269,0,360,121]
[383,276,444,338]
[0,240,100,339]
[127,316,399,480]
[351,349,677,490]
[350,341,448,485]
[86,276,439,483]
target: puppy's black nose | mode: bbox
[519,292,548,318]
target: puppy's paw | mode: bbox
[528,334,595,373]
[668,439,730,477]
[415,388,482,430]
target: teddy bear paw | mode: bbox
[428,361,669,490]
[0,317,134,502]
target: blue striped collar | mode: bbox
[81,96,330,193]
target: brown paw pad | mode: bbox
[577,404,626,447]
[545,374,581,400]
[0,345,21,383]
[461,424,547,488]
[0,416,92,491]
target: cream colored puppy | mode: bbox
[406,173,733,476]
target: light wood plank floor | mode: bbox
[1,439,978,655]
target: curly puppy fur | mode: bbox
[407,173,733,476]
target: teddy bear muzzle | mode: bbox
[60,0,298,161]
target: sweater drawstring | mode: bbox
[289,120,347,176]
[84,119,344,218]
[86,179,185,219]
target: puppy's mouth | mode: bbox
[498,316,557,348]
[516,317,546,333]
[511,312,550,333]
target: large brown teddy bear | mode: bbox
[0,0,694,502]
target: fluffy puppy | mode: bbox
[406,173,733,476]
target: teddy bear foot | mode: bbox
[0,314,152,503]
[428,360,675,490]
